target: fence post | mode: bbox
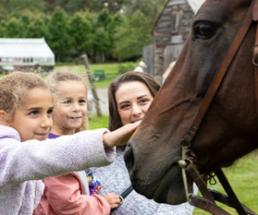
[81,54,102,117]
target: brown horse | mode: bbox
[125,0,258,207]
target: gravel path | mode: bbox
[88,88,109,115]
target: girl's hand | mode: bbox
[103,192,122,209]
[103,121,141,148]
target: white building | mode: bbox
[134,61,147,73]
[0,38,54,71]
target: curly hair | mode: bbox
[0,71,48,114]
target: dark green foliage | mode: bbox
[69,12,94,58]
[0,0,166,62]
[0,0,45,17]
[117,62,136,75]
[48,8,73,61]
[112,11,153,60]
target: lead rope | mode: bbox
[178,144,191,201]
[252,0,258,121]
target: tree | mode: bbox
[110,0,167,61]
[25,14,50,39]
[44,0,130,13]
[3,17,25,37]
[92,27,110,62]
[0,0,167,63]
[124,0,166,20]
[93,10,122,61]
[69,11,94,57]
[112,10,152,60]
[102,0,130,13]
[48,8,72,61]
[0,0,45,17]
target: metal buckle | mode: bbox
[253,45,258,66]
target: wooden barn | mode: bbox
[143,0,205,81]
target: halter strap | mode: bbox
[178,0,258,214]
[183,1,255,144]
[253,0,258,121]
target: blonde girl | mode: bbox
[0,71,139,215]
[35,71,121,215]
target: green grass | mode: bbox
[88,115,108,129]
[55,62,137,88]
[194,153,258,214]
[1,62,137,87]
[88,115,258,214]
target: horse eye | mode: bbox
[193,21,217,40]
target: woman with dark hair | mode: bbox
[108,71,159,131]
[90,71,195,214]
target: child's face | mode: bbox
[52,80,87,135]
[8,87,53,141]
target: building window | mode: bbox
[171,5,182,33]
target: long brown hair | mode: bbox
[108,71,160,131]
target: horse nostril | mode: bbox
[124,144,135,173]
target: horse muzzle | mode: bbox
[125,143,190,204]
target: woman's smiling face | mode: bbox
[115,81,154,126]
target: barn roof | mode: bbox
[187,0,205,13]
[153,0,206,32]
[0,38,54,58]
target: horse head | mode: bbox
[125,0,258,205]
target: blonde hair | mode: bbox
[46,71,88,131]
[47,71,86,94]
[0,71,48,114]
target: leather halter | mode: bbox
[177,1,258,214]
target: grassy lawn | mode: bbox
[0,62,137,88]
[89,115,258,214]
[194,153,258,214]
[55,62,137,88]
[1,62,137,88]
[88,115,108,129]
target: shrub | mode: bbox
[117,62,136,75]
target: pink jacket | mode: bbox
[34,172,110,215]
